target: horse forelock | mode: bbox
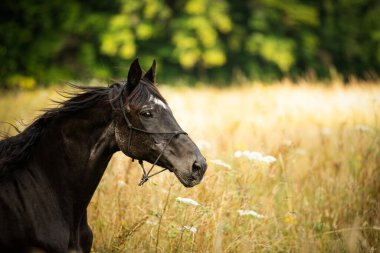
[126,77,166,109]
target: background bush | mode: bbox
[1,0,380,88]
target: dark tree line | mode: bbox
[1,0,379,88]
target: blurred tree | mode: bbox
[1,0,380,88]
[0,0,119,88]
[99,0,232,81]
[318,0,380,81]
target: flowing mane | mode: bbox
[0,78,165,178]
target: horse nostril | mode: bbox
[192,161,204,180]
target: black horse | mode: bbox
[0,59,207,253]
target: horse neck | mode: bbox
[32,103,118,211]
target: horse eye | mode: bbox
[140,111,153,118]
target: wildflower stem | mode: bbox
[190,233,195,253]
[155,184,173,253]
[174,208,189,253]
[279,154,297,243]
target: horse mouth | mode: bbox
[170,170,201,188]
[177,176,200,188]
[161,158,206,188]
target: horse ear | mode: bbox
[143,59,156,83]
[127,58,142,90]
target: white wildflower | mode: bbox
[234,150,242,158]
[261,155,277,164]
[248,152,264,160]
[210,159,232,169]
[117,180,127,188]
[238,210,267,218]
[243,150,251,156]
[196,140,212,150]
[176,197,200,206]
[234,150,276,164]
[181,226,197,234]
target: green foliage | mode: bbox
[0,0,118,87]
[1,0,380,88]
[246,34,295,72]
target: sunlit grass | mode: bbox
[0,82,379,252]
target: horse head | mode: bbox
[113,59,207,187]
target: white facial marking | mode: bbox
[149,95,168,110]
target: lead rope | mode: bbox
[116,86,186,186]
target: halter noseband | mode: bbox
[117,86,187,186]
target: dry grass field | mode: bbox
[0,82,379,252]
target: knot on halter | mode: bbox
[139,176,149,186]
[137,159,159,186]
[116,86,187,186]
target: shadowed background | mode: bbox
[1,0,380,88]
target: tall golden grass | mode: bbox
[0,82,379,252]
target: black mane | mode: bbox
[0,79,165,178]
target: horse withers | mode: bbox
[0,59,207,253]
